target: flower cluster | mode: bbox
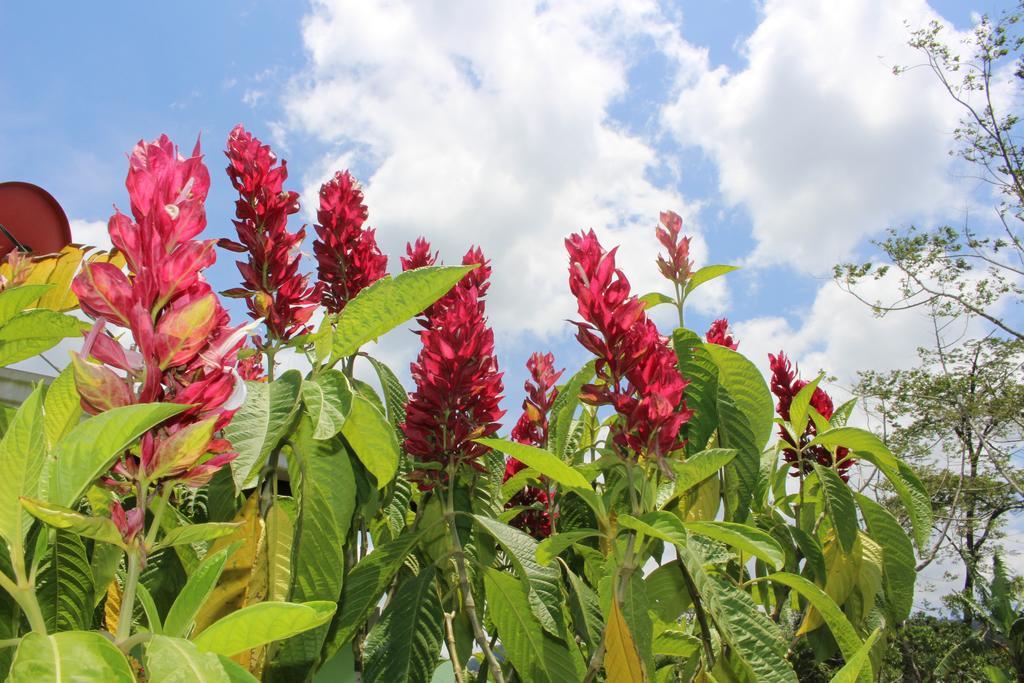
[72,135,246,489]
[705,318,738,350]
[768,351,853,481]
[402,243,504,487]
[566,229,691,469]
[504,352,563,538]
[656,210,693,286]
[312,171,388,313]
[221,125,318,342]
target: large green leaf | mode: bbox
[788,374,824,438]
[618,511,689,548]
[671,448,737,496]
[477,437,592,490]
[321,526,427,661]
[703,343,774,449]
[561,561,603,648]
[0,310,82,366]
[677,544,796,683]
[364,566,444,683]
[35,529,94,632]
[301,369,353,440]
[42,364,81,450]
[830,628,882,683]
[332,265,475,357]
[809,427,932,550]
[21,498,124,547]
[812,463,858,554]
[155,523,240,550]
[549,360,595,459]
[270,418,357,678]
[484,569,580,683]
[0,383,45,554]
[764,572,868,681]
[684,265,738,297]
[856,494,915,623]
[146,635,259,682]
[341,393,399,488]
[164,545,235,639]
[672,329,718,456]
[472,514,563,636]
[192,601,336,657]
[9,631,135,682]
[536,530,601,565]
[684,521,785,570]
[0,284,50,325]
[49,402,187,507]
[225,371,302,493]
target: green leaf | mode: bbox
[684,264,738,296]
[703,344,774,448]
[366,356,408,429]
[830,628,882,683]
[42,364,81,450]
[155,523,240,550]
[146,635,259,683]
[9,631,135,682]
[788,373,824,438]
[812,463,859,554]
[684,521,785,570]
[0,310,82,366]
[764,572,867,681]
[653,629,700,658]
[618,511,689,548]
[549,360,595,459]
[536,530,601,565]
[49,402,187,507]
[301,369,353,440]
[677,544,796,683]
[364,566,444,683]
[639,292,674,309]
[332,265,475,357]
[35,529,94,632]
[809,426,932,550]
[0,284,50,325]
[165,545,235,639]
[192,601,336,657]
[341,393,399,488]
[671,448,737,495]
[477,437,592,490]
[645,563,690,622]
[673,329,719,456]
[20,497,124,547]
[225,371,302,493]
[484,569,580,683]
[137,582,163,634]
[561,561,603,649]
[856,494,915,623]
[471,515,563,636]
[270,418,357,678]
[322,526,427,660]
[0,383,45,553]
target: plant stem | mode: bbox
[143,486,171,550]
[0,562,46,635]
[445,470,505,683]
[116,551,141,643]
[442,610,466,683]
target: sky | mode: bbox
[1,0,1019,604]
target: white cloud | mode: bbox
[280,0,720,341]
[662,0,971,273]
[69,218,112,252]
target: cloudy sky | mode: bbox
[1,0,1017,601]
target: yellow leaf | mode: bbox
[681,475,720,522]
[104,579,122,634]
[605,598,647,683]
[1,244,127,313]
[798,531,865,635]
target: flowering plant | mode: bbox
[0,130,929,683]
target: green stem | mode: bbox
[116,551,141,643]
[675,281,686,328]
[14,586,46,636]
[265,346,277,382]
[143,486,171,550]
[445,469,505,683]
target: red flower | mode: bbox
[237,349,265,381]
[221,125,318,342]
[312,171,388,313]
[402,247,504,487]
[656,210,693,286]
[401,238,438,271]
[705,318,738,350]
[768,351,853,481]
[503,352,563,538]
[71,135,246,490]
[567,230,691,468]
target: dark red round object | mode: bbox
[0,182,72,257]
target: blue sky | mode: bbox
[3,0,1020,604]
